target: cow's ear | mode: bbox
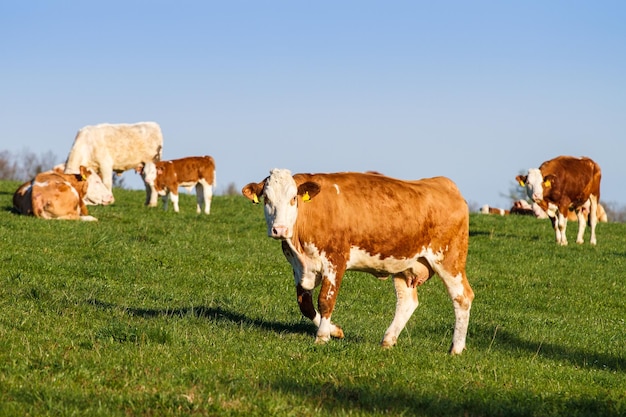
[298,182,321,202]
[79,166,90,181]
[543,174,556,188]
[242,181,265,204]
[515,175,527,187]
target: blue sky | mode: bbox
[2,1,625,209]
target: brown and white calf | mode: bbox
[13,166,98,221]
[141,156,215,214]
[242,169,474,354]
[516,156,601,245]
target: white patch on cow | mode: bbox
[333,184,340,194]
[546,202,559,218]
[299,242,336,289]
[525,168,544,201]
[346,245,444,275]
[263,169,299,239]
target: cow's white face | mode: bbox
[84,169,115,205]
[141,162,157,186]
[524,168,544,202]
[263,169,299,239]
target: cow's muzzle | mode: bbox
[270,225,290,239]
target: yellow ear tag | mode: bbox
[518,180,525,187]
[302,191,311,202]
[252,194,259,204]
[81,174,87,181]
[544,180,551,188]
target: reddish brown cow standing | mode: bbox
[13,166,98,221]
[140,156,215,214]
[242,169,474,354]
[516,156,601,245]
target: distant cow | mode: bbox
[242,169,474,354]
[141,156,215,214]
[480,205,509,216]
[64,122,164,204]
[509,200,547,218]
[13,166,98,221]
[516,156,601,245]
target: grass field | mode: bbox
[0,180,625,416]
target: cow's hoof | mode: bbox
[449,345,465,355]
[381,336,397,349]
[330,326,344,339]
[314,335,330,345]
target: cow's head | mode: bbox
[138,162,157,186]
[55,163,114,205]
[242,168,320,239]
[83,168,115,205]
[517,169,552,202]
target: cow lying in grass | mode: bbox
[13,166,102,221]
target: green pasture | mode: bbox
[0,180,624,416]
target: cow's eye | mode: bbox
[290,196,297,206]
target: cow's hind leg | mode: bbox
[197,180,212,214]
[437,268,474,355]
[381,275,419,348]
[195,183,205,214]
[589,195,599,245]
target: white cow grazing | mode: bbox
[64,122,163,204]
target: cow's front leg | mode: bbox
[296,284,319,324]
[315,275,344,344]
[169,191,180,213]
[575,209,587,244]
[556,211,568,245]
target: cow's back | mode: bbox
[65,122,163,173]
[170,156,215,183]
[292,173,468,258]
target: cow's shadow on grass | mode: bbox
[471,324,626,373]
[268,374,618,417]
[87,298,314,336]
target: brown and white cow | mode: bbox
[242,169,474,354]
[13,166,98,221]
[480,205,509,216]
[53,164,114,206]
[516,156,601,245]
[141,156,215,214]
[64,121,164,205]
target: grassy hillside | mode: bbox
[0,180,625,416]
